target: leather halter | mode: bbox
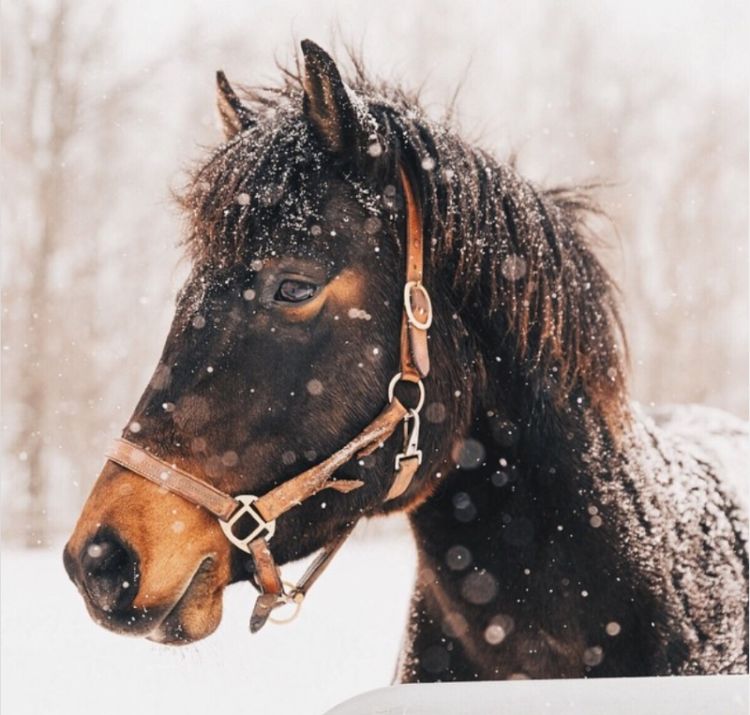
[104,166,432,632]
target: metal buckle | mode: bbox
[404,281,433,330]
[219,495,276,553]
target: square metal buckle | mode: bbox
[219,495,276,553]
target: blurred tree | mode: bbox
[526,5,747,415]
[3,0,96,546]
[1,0,181,545]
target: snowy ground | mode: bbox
[5,514,748,715]
[1,518,417,715]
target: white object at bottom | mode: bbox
[322,674,748,715]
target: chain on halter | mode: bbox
[104,165,431,633]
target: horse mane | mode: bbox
[178,55,629,437]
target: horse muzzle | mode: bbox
[63,461,233,643]
[63,533,223,643]
[63,530,161,637]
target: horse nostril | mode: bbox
[80,531,140,613]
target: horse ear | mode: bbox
[216,70,254,139]
[300,40,360,155]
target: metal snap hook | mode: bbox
[395,409,423,470]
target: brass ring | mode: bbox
[388,372,425,414]
[268,582,304,624]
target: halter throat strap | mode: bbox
[104,166,431,633]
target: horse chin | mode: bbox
[146,557,225,646]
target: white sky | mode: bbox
[114,0,747,94]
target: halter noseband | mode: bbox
[104,167,432,632]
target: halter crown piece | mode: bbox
[104,167,432,633]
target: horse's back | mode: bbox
[628,403,748,674]
[647,403,749,510]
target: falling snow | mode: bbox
[461,570,499,605]
[606,621,622,636]
[425,402,447,424]
[420,156,436,171]
[86,543,103,559]
[500,255,527,281]
[445,545,473,571]
[347,308,372,321]
[306,379,324,396]
[583,645,604,667]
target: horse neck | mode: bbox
[402,402,667,680]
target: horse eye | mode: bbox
[275,279,318,303]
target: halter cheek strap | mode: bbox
[104,166,431,633]
[399,165,431,382]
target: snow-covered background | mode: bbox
[2,519,418,715]
[1,1,747,712]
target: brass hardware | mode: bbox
[404,280,433,330]
[388,372,425,414]
[395,409,423,470]
[219,495,276,553]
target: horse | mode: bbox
[64,40,748,681]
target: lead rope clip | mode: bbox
[250,584,303,633]
[395,409,422,470]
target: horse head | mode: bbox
[63,41,470,644]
